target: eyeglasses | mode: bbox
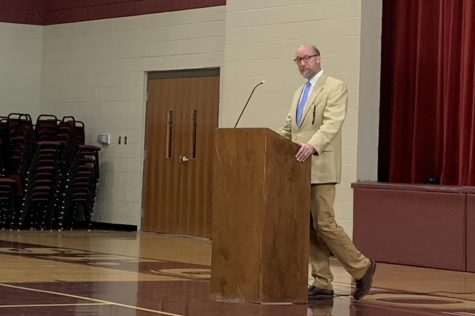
[293,55,318,64]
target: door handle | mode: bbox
[179,155,190,162]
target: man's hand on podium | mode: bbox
[296,143,316,162]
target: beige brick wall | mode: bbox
[357,0,382,182]
[0,22,42,117]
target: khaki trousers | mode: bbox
[309,184,370,290]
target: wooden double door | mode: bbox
[142,69,219,237]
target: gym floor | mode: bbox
[0,230,473,316]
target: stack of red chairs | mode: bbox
[57,116,79,165]
[59,144,100,230]
[75,120,85,145]
[55,116,100,230]
[35,114,59,142]
[0,117,13,226]
[18,141,63,229]
[0,113,101,230]
[4,113,36,227]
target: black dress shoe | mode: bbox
[352,259,376,300]
[308,285,334,300]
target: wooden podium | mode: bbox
[210,128,311,303]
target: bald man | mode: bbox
[279,44,376,300]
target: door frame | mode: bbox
[141,67,220,232]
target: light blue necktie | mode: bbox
[296,81,311,126]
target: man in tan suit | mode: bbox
[279,44,376,300]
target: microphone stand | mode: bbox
[233,81,265,128]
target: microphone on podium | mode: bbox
[233,80,266,128]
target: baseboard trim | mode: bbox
[75,221,137,231]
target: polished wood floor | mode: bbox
[0,229,473,315]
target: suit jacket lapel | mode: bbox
[299,74,327,127]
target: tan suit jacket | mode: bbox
[279,74,348,184]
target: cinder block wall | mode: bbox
[0,22,42,117]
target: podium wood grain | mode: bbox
[210,128,311,303]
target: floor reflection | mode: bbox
[307,299,334,316]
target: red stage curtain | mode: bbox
[379,0,475,185]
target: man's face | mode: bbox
[294,46,321,80]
